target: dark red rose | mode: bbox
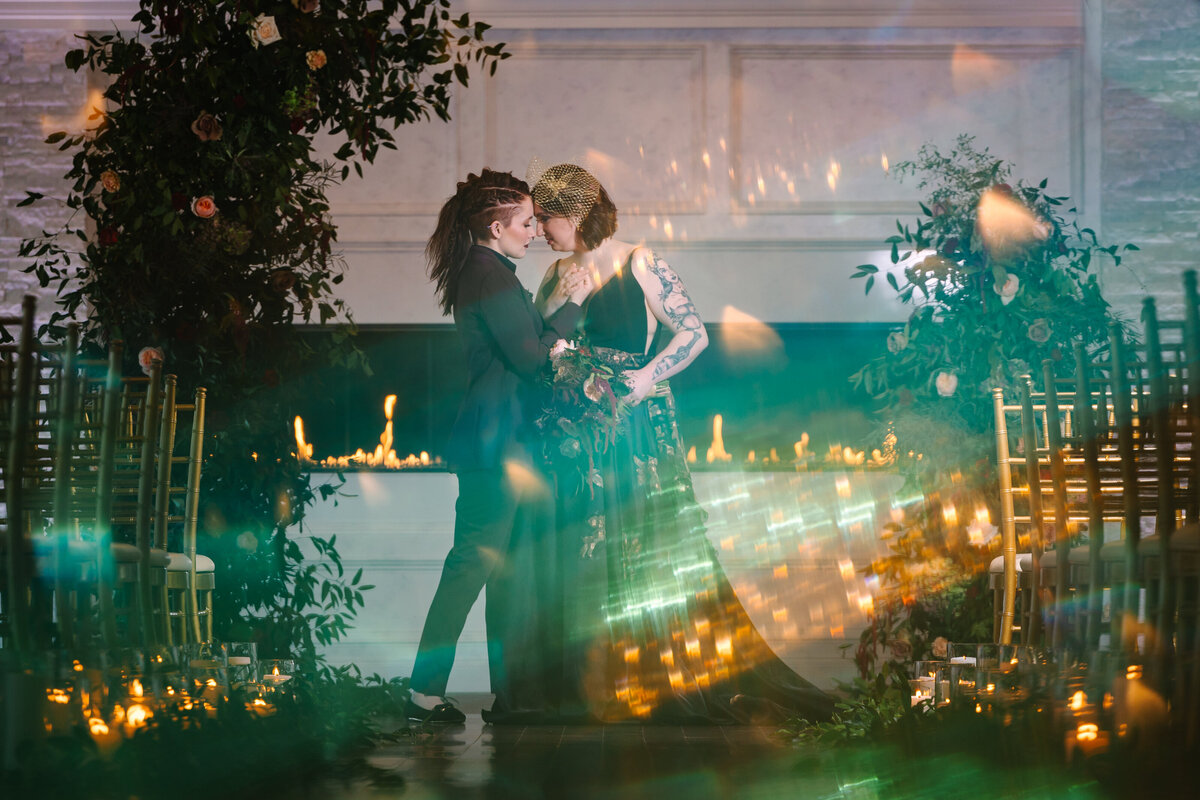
[1050,347,1063,362]
[941,236,959,255]
[992,182,1013,196]
[171,192,187,212]
[98,227,119,246]
[930,201,949,218]
[289,116,305,133]
[232,94,247,110]
[262,369,280,388]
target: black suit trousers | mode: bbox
[410,467,537,697]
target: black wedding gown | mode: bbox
[491,250,835,724]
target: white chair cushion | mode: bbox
[988,553,1033,573]
[166,552,192,571]
[166,552,215,572]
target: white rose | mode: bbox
[935,371,958,397]
[583,373,606,403]
[887,330,908,354]
[549,339,576,359]
[994,273,1020,306]
[249,15,282,48]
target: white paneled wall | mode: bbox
[313,12,1089,325]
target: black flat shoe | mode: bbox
[405,698,466,724]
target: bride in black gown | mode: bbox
[525,163,834,724]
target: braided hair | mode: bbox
[427,169,531,316]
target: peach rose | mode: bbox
[935,371,958,397]
[100,170,121,192]
[191,195,218,218]
[248,14,282,48]
[306,49,327,70]
[190,111,223,142]
[138,347,164,376]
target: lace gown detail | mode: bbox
[535,251,833,724]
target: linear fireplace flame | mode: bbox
[294,395,440,470]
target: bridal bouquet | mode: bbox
[537,338,629,478]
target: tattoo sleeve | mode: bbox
[645,253,705,381]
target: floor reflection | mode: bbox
[302,694,1110,800]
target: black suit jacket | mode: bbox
[445,245,582,472]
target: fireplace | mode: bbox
[292,322,894,470]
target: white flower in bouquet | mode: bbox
[583,373,606,403]
[935,371,958,397]
[994,272,1020,305]
[550,338,577,360]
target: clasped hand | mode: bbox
[552,264,594,306]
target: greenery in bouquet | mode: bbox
[18,0,506,664]
[537,338,629,488]
[850,135,1136,489]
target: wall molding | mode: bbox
[729,42,1085,216]
[0,2,1085,31]
[483,42,709,216]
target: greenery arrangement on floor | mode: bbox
[838,135,1138,685]
[779,137,1149,773]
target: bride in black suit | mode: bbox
[407,169,591,723]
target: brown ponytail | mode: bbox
[427,169,530,315]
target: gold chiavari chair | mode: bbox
[104,362,173,647]
[152,376,213,644]
[1134,274,1200,745]
[992,377,1046,645]
[1,295,39,658]
[1,301,99,654]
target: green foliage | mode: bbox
[852,505,993,683]
[19,0,505,664]
[850,135,1135,484]
[780,664,911,748]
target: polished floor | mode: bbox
[309,694,1113,800]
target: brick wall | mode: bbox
[0,30,86,320]
[1100,0,1200,319]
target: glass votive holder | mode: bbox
[223,642,258,688]
[947,642,980,704]
[259,659,295,690]
[241,682,277,718]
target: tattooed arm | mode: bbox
[624,249,708,405]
